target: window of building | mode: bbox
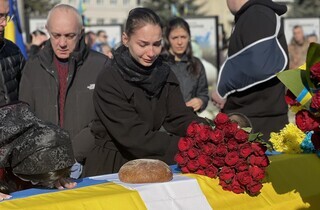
[110,0,117,5]
[123,0,129,5]
[68,0,75,4]
[96,18,105,25]
[83,0,90,4]
[110,18,118,24]
[96,0,104,4]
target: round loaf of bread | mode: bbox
[118,159,173,183]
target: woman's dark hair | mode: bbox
[163,17,200,76]
[15,167,71,189]
[0,167,71,194]
[124,7,162,37]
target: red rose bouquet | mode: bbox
[276,43,320,156]
[175,113,270,196]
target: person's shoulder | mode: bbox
[88,49,110,61]
[192,56,202,64]
[2,39,22,56]
[247,4,277,19]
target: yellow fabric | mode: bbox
[186,153,320,210]
[0,182,147,210]
[4,21,15,42]
[1,154,320,210]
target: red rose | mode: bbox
[187,148,199,159]
[209,129,224,145]
[285,90,300,106]
[219,166,235,181]
[219,179,232,191]
[178,137,193,151]
[195,169,205,176]
[186,122,198,137]
[224,151,239,166]
[202,143,216,155]
[249,166,265,181]
[186,159,200,172]
[214,112,229,126]
[180,166,189,173]
[205,165,219,178]
[251,142,267,156]
[234,129,249,143]
[310,62,320,81]
[311,92,320,110]
[174,153,188,165]
[226,138,238,151]
[249,155,269,167]
[246,181,263,195]
[223,122,239,138]
[236,171,252,185]
[295,110,320,132]
[212,156,225,168]
[239,142,253,158]
[198,154,211,168]
[198,126,211,142]
[231,178,245,194]
[235,159,249,172]
[216,143,228,157]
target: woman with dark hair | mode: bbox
[162,17,209,113]
[0,102,76,200]
[83,8,206,176]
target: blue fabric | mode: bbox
[10,178,109,200]
[265,150,282,156]
[217,37,286,98]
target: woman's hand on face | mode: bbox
[0,193,12,201]
[54,177,77,190]
[186,98,203,112]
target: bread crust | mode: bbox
[118,159,173,183]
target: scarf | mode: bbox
[113,45,170,97]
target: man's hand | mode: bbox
[211,89,226,109]
[186,98,203,112]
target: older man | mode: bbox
[19,4,109,177]
[0,0,25,106]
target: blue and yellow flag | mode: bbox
[4,0,27,59]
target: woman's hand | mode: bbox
[54,177,77,190]
[0,193,12,201]
[186,98,203,112]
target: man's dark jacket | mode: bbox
[19,35,109,161]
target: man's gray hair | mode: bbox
[46,4,83,30]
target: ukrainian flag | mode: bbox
[4,0,27,59]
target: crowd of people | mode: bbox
[0,0,318,202]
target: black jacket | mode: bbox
[0,39,25,106]
[19,35,109,161]
[217,0,289,139]
[84,46,205,175]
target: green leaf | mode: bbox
[205,117,215,128]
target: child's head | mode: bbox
[228,112,252,129]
